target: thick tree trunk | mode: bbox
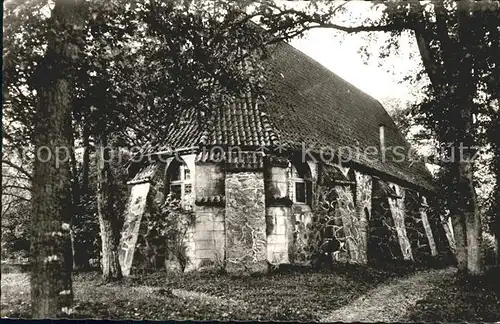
[461,162,482,275]
[30,0,83,318]
[457,0,482,276]
[451,209,468,272]
[96,135,123,281]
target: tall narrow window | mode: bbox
[295,181,306,203]
[166,159,192,200]
[290,161,312,205]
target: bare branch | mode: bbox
[2,192,31,203]
[2,184,32,192]
[1,159,33,180]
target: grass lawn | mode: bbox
[1,263,498,321]
[1,263,418,321]
[405,268,500,322]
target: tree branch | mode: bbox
[2,184,32,192]
[2,192,31,203]
[1,159,33,180]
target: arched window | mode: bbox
[165,159,192,200]
[290,161,312,205]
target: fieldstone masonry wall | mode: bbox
[369,181,402,261]
[403,190,434,260]
[225,171,267,271]
[333,186,365,263]
[289,208,313,264]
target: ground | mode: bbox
[1,264,499,321]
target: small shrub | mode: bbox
[134,194,195,273]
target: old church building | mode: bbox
[118,41,453,275]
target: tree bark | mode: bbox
[96,134,123,281]
[451,207,468,272]
[457,0,482,276]
[81,121,90,194]
[69,126,79,271]
[493,152,500,266]
[30,0,84,317]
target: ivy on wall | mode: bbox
[132,191,195,273]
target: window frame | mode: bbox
[290,163,311,205]
[167,161,192,201]
[294,180,307,204]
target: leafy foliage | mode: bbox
[133,195,195,273]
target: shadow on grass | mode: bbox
[405,266,500,322]
[1,259,454,321]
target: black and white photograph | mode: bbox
[2,0,500,321]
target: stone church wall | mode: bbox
[225,171,267,271]
[120,153,446,275]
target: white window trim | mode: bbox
[290,164,309,205]
[168,163,192,200]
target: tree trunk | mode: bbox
[81,122,90,194]
[69,127,79,271]
[457,0,482,276]
[489,117,500,265]
[461,161,482,275]
[30,0,83,318]
[451,209,468,273]
[74,121,91,270]
[96,134,123,282]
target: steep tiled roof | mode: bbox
[201,100,278,147]
[262,42,434,191]
[150,42,434,191]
